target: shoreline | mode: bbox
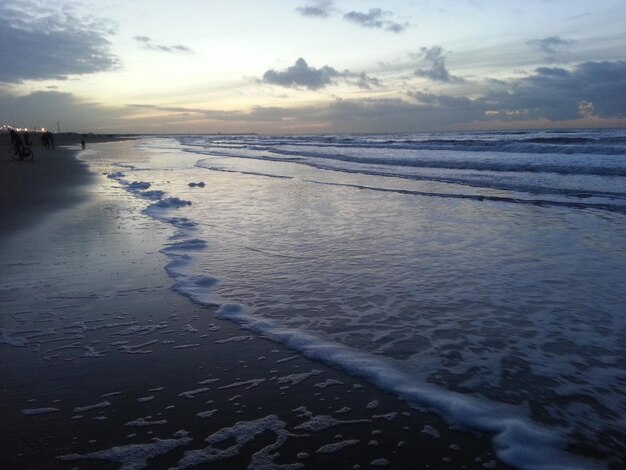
[2,140,511,469]
[0,133,133,239]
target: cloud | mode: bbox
[296,0,334,18]
[414,46,464,83]
[408,60,626,123]
[0,90,126,131]
[297,2,408,33]
[350,72,383,90]
[5,61,625,134]
[261,58,382,90]
[133,36,194,54]
[254,60,626,131]
[127,57,626,131]
[0,2,118,83]
[343,8,384,28]
[498,61,626,120]
[343,8,408,33]
[125,103,240,121]
[262,58,339,90]
[528,36,575,55]
[527,36,575,63]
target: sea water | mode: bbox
[105,129,626,468]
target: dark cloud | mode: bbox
[234,97,486,132]
[297,2,408,33]
[256,60,626,130]
[350,72,383,90]
[296,0,334,18]
[407,60,626,123]
[494,61,626,120]
[255,60,626,130]
[0,90,125,131]
[0,2,118,83]
[343,8,408,33]
[133,36,194,54]
[261,58,382,90]
[528,36,575,55]
[414,46,464,83]
[385,22,408,34]
[262,58,340,90]
[5,61,625,134]
[344,9,385,28]
[155,60,626,131]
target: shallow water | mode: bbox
[105,130,626,468]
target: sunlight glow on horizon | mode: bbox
[1,0,626,133]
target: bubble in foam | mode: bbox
[178,388,211,399]
[73,401,111,413]
[421,424,440,438]
[196,410,217,419]
[294,414,370,432]
[176,415,301,469]
[373,412,397,422]
[218,379,266,390]
[149,197,192,209]
[139,190,164,200]
[22,407,60,415]
[316,439,360,454]
[57,430,192,468]
[163,239,207,253]
[125,417,167,427]
[115,324,167,336]
[276,370,322,389]
[371,458,390,466]
[119,339,159,354]
[314,379,344,389]
[215,335,253,344]
[127,181,151,191]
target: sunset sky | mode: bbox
[1,0,625,134]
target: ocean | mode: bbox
[106,128,626,468]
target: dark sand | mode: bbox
[0,133,132,237]
[0,139,509,469]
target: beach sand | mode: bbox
[0,139,509,469]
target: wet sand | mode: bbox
[0,133,131,237]
[0,139,509,469]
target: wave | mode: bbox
[251,146,626,177]
[304,180,626,214]
[107,164,604,470]
[180,130,626,156]
[522,137,598,145]
[106,135,626,468]
[194,158,626,209]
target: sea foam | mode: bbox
[106,139,619,470]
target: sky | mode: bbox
[1,0,626,134]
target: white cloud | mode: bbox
[133,36,194,54]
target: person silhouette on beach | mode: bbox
[41,131,55,150]
[23,131,31,147]
[81,134,86,149]
[10,129,19,147]
[9,130,25,160]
